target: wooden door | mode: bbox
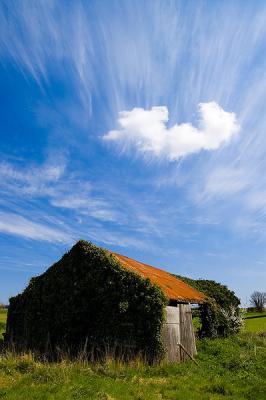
[179,304,197,361]
[162,306,181,362]
[163,304,197,363]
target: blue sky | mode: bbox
[1,0,266,305]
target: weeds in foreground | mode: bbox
[0,333,265,399]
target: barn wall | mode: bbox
[162,304,197,363]
[5,241,167,363]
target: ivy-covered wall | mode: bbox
[174,275,242,338]
[6,241,167,363]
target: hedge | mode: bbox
[175,275,241,338]
[5,241,167,363]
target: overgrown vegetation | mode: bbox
[0,333,265,399]
[1,303,266,398]
[175,276,242,338]
[6,241,167,363]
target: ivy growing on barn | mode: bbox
[6,241,167,363]
[174,275,242,338]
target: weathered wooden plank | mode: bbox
[162,306,181,362]
[178,343,199,365]
[163,304,197,363]
[179,304,197,361]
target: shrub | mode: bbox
[219,305,243,335]
[175,275,241,338]
[174,276,240,309]
[5,241,167,363]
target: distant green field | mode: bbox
[0,309,7,341]
[244,311,266,318]
[244,317,266,333]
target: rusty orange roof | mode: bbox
[112,252,205,303]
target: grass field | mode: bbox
[0,310,265,399]
[243,311,266,333]
[0,309,7,341]
[244,316,266,333]
[0,333,265,399]
[244,311,266,318]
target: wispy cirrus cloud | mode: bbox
[0,208,150,250]
[0,212,72,243]
[2,1,265,126]
[3,0,266,305]
[0,159,120,223]
[198,167,250,201]
[0,160,65,196]
[104,102,240,160]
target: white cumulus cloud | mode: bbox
[103,102,240,160]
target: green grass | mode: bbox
[0,333,266,399]
[0,310,265,399]
[244,311,266,318]
[243,311,266,333]
[0,309,7,341]
[244,317,266,333]
[0,309,7,323]
[192,316,201,332]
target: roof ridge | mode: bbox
[111,251,205,303]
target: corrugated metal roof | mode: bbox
[112,252,205,303]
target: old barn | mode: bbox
[6,241,204,363]
[113,252,205,362]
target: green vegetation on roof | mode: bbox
[6,241,167,363]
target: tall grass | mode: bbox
[0,332,266,399]
[1,309,266,399]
